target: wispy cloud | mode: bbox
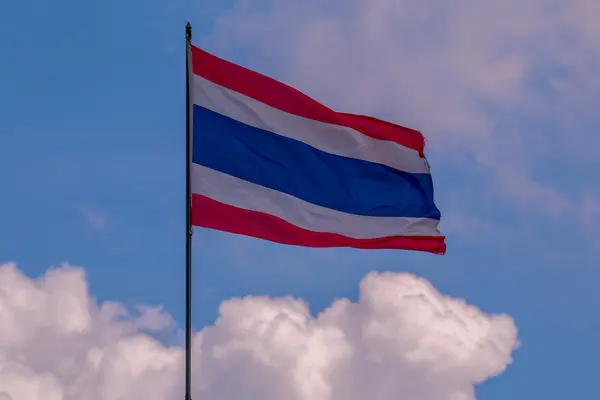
[204,0,600,231]
[78,206,109,231]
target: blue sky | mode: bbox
[1,0,599,399]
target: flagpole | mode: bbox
[185,22,193,400]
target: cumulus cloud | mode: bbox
[206,0,600,218]
[0,263,518,399]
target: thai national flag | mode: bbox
[188,45,446,255]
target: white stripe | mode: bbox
[191,164,441,238]
[192,74,430,175]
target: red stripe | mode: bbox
[191,194,446,255]
[191,45,425,156]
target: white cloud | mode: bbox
[0,263,518,399]
[133,305,174,332]
[204,0,600,218]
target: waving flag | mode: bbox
[188,45,446,255]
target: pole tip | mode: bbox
[186,22,192,41]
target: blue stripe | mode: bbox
[192,105,441,219]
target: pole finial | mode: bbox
[186,22,192,42]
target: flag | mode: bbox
[188,45,446,255]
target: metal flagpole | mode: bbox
[185,21,193,400]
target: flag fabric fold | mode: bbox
[189,45,446,255]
